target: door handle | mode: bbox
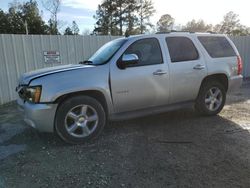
[193,64,205,70]
[153,69,167,76]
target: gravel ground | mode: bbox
[0,82,250,188]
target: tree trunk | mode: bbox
[140,3,143,34]
[119,5,122,35]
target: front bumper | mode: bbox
[17,98,58,132]
[228,75,243,92]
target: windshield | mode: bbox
[88,38,127,65]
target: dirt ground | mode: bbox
[0,82,250,188]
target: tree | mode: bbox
[93,1,119,35]
[0,10,9,33]
[0,0,48,34]
[7,4,25,34]
[47,18,58,34]
[231,25,250,36]
[138,0,155,34]
[64,21,80,35]
[94,0,136,35]
[114,0,126,35]
[157,14,174,32]
[213,24,222,33]
[124,0,140,35]
[93,4,108,35]
[183,19,212,32]
[20,0,48,34]
[93,0,155,35]
[64,26,73,35]
[42,0,61,34]
[214,11,250,36]
[219,11,240,34]
[71,21,79,35]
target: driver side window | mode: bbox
[124,38,163,67]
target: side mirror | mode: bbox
[117,54,139,69]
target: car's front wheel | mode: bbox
[195,80,226,116]
[55,96,106,144]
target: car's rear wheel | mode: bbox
[55,96,106,144]
[195,80,226,116]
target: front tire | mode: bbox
[195,80,226,116]
[55,96,106,144]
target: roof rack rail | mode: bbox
[155,30,195,34]
[155,31,171,34]
[170,30,194,33]
[155,30,218,35]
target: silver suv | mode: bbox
[16,32,243,144]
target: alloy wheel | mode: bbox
[205,87,223,111]
[64,104,99,138]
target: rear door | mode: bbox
[165,36,207,103]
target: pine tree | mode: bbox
[93,0,155,35]
[7,6,25,34]
[114,0,126,35]
[124,0,140,35]
[0,1,48,34]
[64,26,73,35]
[0,10,10,33]
[72,21,79,35]
[138,0,155,34]
[94,0,119,35]
[20,0,48,34]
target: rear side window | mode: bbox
[198,36,236,58]
[166,37,199,63]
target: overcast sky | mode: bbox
[1,0,249,33]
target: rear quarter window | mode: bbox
[198,36,236,58]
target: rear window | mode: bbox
[198,36,236,58]
[165,37,199,63]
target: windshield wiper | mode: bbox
[79,60,93,65]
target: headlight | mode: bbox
[25,86,42,103]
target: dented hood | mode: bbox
[18,64,94,85]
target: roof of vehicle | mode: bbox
[125,31,226,40]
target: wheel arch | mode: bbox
[195,73,228,116]
[54,91,108,144]
[200,73,229,92]
[54,90,109,115]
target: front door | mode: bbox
[110,38,170,113]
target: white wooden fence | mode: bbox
[0,34,249,105]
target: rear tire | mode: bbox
[195,80,226,116]
[55,96,106,144]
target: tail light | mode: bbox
[237,55,243,75]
